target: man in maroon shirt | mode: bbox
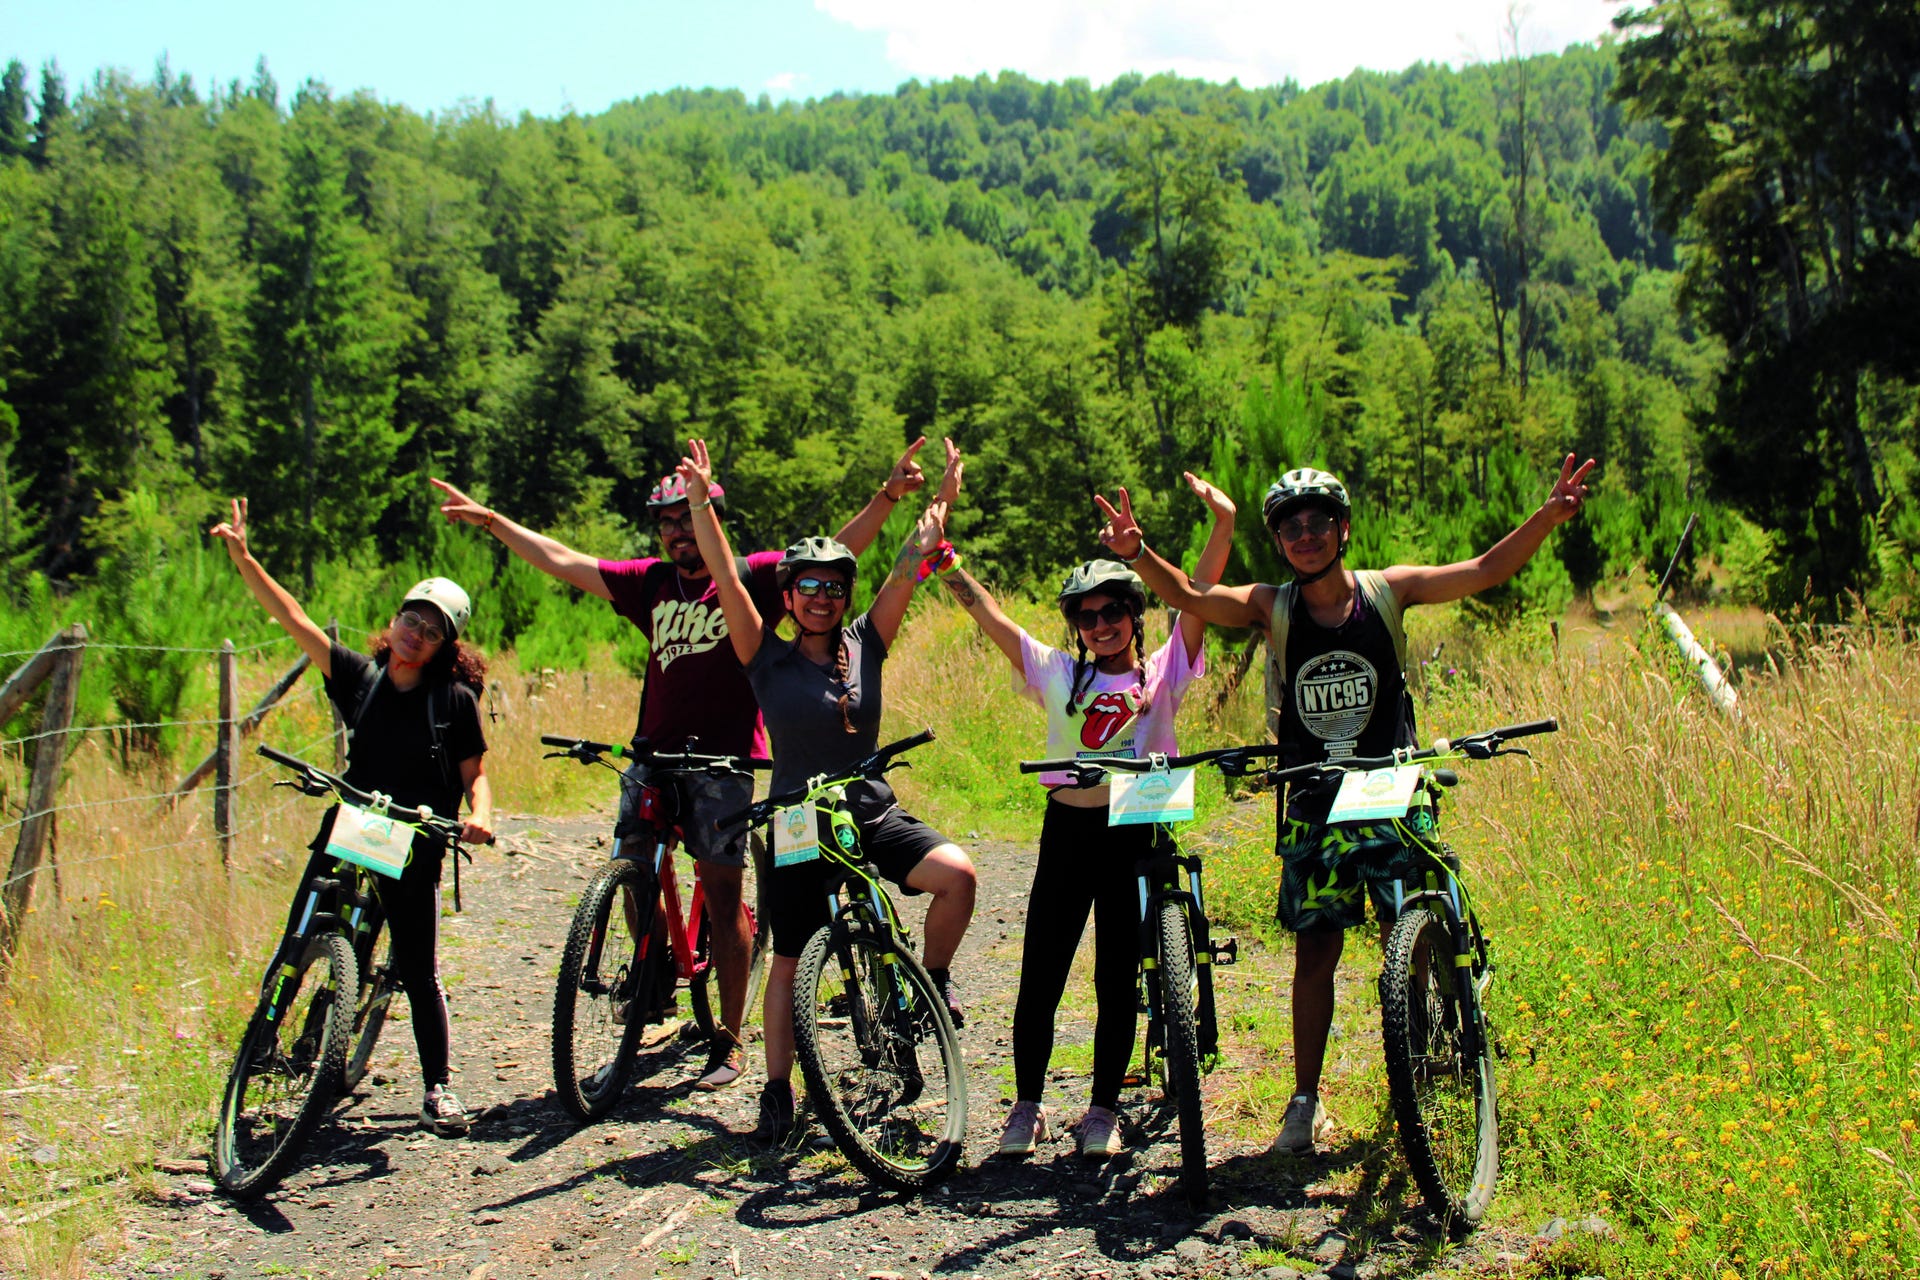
[431,440,955,1088]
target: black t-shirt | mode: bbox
[322,642,487,826]
[1275,589,1410,820]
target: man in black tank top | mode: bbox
[1095,455,1595,1155]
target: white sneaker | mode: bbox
[997,1100,1049,1157]
[1270,1094,1331,1154]
[420,1084,471,1134]
[1071,1105,1124,1160]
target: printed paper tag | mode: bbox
[1326,764,1424,824]
[325,802,416,879]
[772,802,821,866]
[1107,768,1197,827]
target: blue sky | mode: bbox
[3,0,1629,118]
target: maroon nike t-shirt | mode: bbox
[598,551,785,758]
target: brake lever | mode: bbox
[1487,745,1535,761]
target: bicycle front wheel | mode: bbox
[793,926,967,1191]
[1154,898,1208,1208]
[342,934,396,1093]
[552,860,650,1121]
[212,932,356,1197]
[1379,906,1498,1229]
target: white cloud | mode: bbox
[816,0,1628,90]
[765,70,805,93]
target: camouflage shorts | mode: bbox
[1275,805,1443,934]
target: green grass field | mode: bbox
[3,594,1916,1278]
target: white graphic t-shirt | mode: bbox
[1017,626,1204,788]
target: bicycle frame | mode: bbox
[1134,846,1225,1068]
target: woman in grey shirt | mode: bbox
[677,439,979,1145]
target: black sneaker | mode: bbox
[751,1079,795,1145]
[926,967,964,1029]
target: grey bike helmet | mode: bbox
[647,472,726,517]
[1262,468,1350,531]
[1056,560,1147,614]
[776,536,859,589]
[400,577,472,640]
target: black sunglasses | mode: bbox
[1275,511,1338,542]
[1069,601,1132,630]
[791,577,849,600]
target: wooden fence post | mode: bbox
[214,639,238,866]
[162,650,312,806]
[0,629,71,725]
[325,618,345,770]
[2,623,86,955]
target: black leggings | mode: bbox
[1012,798,1173,1110]
[283,839,452,1091]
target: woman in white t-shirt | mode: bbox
[936,473,1235,1161]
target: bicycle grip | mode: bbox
[1018,758,1076,774]
[1494,718,1559,740]
[878,727,937,758]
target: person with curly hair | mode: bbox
[211,498,493,1134]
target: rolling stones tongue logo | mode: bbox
[1079,689,1143,750]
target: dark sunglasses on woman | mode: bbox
[792,577,849,600]
[1069,601,1131,631]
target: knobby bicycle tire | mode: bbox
[793,925,967,1191]
[552,860,651,1122]
[342,935,396,1094]
[1379,906,1498,1230]
[1155,898,1208,1208]
[689,904,771,1045]
[212,932,356,1197]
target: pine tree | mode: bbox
[0,61,29,162]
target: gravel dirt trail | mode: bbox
[102,806,1546,1280]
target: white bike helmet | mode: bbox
[401,577,472,640]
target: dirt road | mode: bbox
[102,809,1541,1280]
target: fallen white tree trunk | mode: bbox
[1653,600,1740,720]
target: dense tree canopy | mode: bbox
[0,39,1906,622]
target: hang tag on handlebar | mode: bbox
[325,802,416,879]
[771,802,821,867]
[1326,764,1424,824]
[1107,767,1196,827]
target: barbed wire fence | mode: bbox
[0,620,379,956]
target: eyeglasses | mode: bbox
[656,512,693,534]
[791,577,849,600]
[1275,511,1338,543]
[1069,601,1132,631]
[395,610,447,645]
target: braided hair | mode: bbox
[1061,598,1150,716]
[830,627,857,734]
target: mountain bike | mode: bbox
[720,729,965,1192]
[1268,718,1558,1230]
[1017,743,1279,1208]
[212,744,486,1197]
[541,734,773,1122]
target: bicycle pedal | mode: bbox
[1211,938,1239,966]
[1120,1071,1147,1088]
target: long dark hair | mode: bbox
[372,629,489,692]
[1060,597,1149,716]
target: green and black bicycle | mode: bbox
[212,744,488,1197]
[720,729,966,1192]
[1268,718,1558,1230]
[1017,743,1277,1208]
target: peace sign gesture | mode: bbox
[676,438,715,505]
[883,436,929,502]
[933,436,964,507]
[1093,488,1144,561]
[208,497,252,565]
[1542,454,1598,526]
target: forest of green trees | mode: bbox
[1,0,1915,687]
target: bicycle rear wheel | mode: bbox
[552,860,651,1121]
[690,902,771,1044]
[1154,898,1208,1208]
[342,934,397,1093]
[212,932,356,1197]
[793,925,966,1191]
[1379,906,1498,1230]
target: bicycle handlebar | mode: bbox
[255,744,493,845]
[538,732,772,774]
[716,728,937,831]
[1020,719,1559,788]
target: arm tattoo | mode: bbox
[882,536,920,591]
[941,568,982,609]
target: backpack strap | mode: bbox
[1354,570,1408,674]
[348,660,460,798]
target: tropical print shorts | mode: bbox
[1274,802,1443,934]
